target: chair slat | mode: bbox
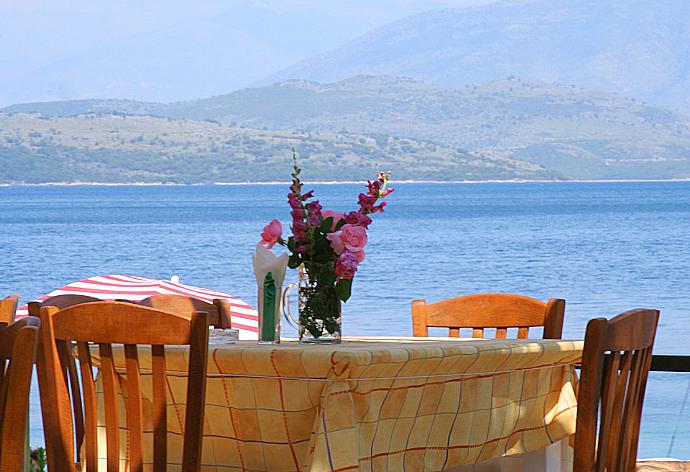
[630,346,654,462]
[77,342,99,472]
[57,340,86,463]
[608,350,633,471]
[124,344,145,472]
[620,349,645,471]
[152,344,168,472]
[181,314,210,470]
[99,343,121,472]
[472,328,484,338]
[449,328,460,337]
[517,327,529,339]
[596,351,619,471]
[495,328,507,339]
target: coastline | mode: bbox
[2,178,690,187]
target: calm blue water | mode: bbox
[1,182,689,459]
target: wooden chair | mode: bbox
[39,294,101,310]
[138,294,233,329]
[574,308,659,472]
[0,295,19,327]
[0,317,40,471]
[35,301,209,472]
[412,293,565,339]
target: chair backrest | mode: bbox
[138,294,232,328]
[412,293,565,339]
[0,295,19,326]
[0,317,40,472]
[40,294,101,310]
[574,309,660,472]
[36,301,209,472]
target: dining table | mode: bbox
[94,335,583,471]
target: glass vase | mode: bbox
[297,265,342,344]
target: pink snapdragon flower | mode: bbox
[260,219,282,248]
[334,252,360,280]
[292,220,307,242]
[306,200,323,225]
[344,211,372,228]
[327,224,368,256]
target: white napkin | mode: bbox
[252,243,289,289]
[252,243,289,326]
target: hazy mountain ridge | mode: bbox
[0,112,547,183]
[262,0,690,114]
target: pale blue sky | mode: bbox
[0,0,495,105]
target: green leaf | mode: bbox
[335,279,352,302]
[288,253,302,269]
[287,237,296,251]
[312,233,335,263]
[319,217,334,233]
[321,271,336,286]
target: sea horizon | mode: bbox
[2,177,690,187]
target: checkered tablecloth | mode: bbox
[95,337,583,471]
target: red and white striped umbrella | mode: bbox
[17,274,258,339]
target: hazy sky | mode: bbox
[0,0,496,105]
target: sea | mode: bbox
[1,181,689,459]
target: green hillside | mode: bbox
[5,75,690,180]
[0,113,546,183]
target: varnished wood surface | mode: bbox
[0,317,39,472]
[138,294,232,328]
[574,308,660,472]
[39,294,101,310]
[36,301,209,472]
[412,293,565,339]
[0,295,19,327]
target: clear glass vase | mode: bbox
[295,265,342,344]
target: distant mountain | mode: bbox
[0,113,545,183]
[8,75,690,180]
[262,0,690,114]
[0,1,369,106]
[0,0,489,107]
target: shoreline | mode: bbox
[2,178,690,187]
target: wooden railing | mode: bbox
[650,355,690,372]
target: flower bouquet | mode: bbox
[260,153,393,343]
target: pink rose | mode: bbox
[260,219,282,249]
[321,210,345,230]
[326,224,368,255]
[334,252,360,280]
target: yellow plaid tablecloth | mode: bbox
[96,337,582,471]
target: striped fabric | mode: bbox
[17,274,258,339]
